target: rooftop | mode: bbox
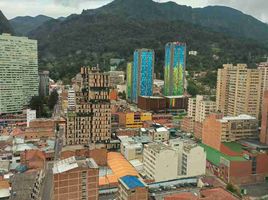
[222,142,245,153]
[199,143,246,166]
[120,175,146,190]
[219,114,256,122]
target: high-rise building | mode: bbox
[117,176,148,200]
[164,42,186,96]
[258,62,268,116]
[38,70,49,97]
[66,67,111,145]
[216,64,262,119]
[67,88,76,110]
[260,91,268,144]
[132,49,154,103]
[53,157,99,200]
[0,33,38,114]
[126,62,132,101]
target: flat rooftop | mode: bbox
[120,175,146,190]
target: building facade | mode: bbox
[0,33,38,114]
[126,62,132,101]
[132,49,154,103]
[143,140,206,182]
[202,114,259,150]
[38,70,49,97]
[53,157,99,200]
[66,67,111,145]
[260,91,268,144]
[164,42,186,96]
[216,64,262,119]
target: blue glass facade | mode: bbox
[131,49,154,103]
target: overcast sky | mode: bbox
[0,0,267,23]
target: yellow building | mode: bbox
[119,112,152,128]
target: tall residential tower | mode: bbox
[131,49,154,103]
[0,33,38,114]
[164,42,186,96]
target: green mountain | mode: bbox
[0,11,14,34]
[10,15,53,35]
[28,0,268,81]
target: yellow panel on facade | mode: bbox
[140,112,152,121]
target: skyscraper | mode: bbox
[164,42,186,96]
[0,33,38,114]
[216,64,262,119]
[66,67,111,145]
[132,49,154,103]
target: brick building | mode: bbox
[202,113,258,151]
[117,175,148,200]
[53,157,99,200]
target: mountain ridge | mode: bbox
[0,10,14,34]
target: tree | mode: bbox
[48,90,59,110]
[29,96,45,118]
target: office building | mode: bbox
[216,64,262,119]
[0,33,38,114]
[53,157,99,200]
[38,70,49,96]
[66,67,111,145]
[143,140,206,182]
[164,42,186,96]
[202,114,258,151]
[131,49,154,103]
[118,175,148,200]
[260,91,268,144]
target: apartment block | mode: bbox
[121,141,143,161]
[108,71,125,87]
[117,175,148,200]
[0,33,38,114]
[260,91,268,144]
[53,157,99,200]
[66,67,111,145]
[216,64,262,119]
[67,88,76,110]
[202,113,258,150]
[258,62,268,116]
[148,127,170,142]
[143,140,206,182]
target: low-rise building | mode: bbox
[121,141,143,161]
[143,139,206,182]
[148,127,170,142]
[117,175,148,200]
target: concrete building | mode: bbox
[216,64,262,119]
[66,67,111,145]
[26,109,36,127]
[131,49,154,103]
[117,175,148,200]
[143,140,206,182]
[118,112,152,128]
[202,114,258,151]
[53,157,99,200]
[258,62,268,117]
[67,88,76,110]
[260,91,268,144]
[0,33,38,114]
[164,42,186,96]
[121,141,143,161]
[148,127,170,142]
[109,71,125,87]
[38,70,49,96]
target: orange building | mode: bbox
[53,157,99,200]
[260,91,268,144]
[24,119,56,139]
[20,150,46,169]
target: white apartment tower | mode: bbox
[0,33,38,114]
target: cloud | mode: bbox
[54,0,111,8]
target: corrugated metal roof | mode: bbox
[120,175,145,189]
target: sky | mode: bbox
[0,0,267,23]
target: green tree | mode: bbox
[29,96,45,118]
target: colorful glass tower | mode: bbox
[164,42,186,96]
[132,49,154,103]
[126,62,132,101]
